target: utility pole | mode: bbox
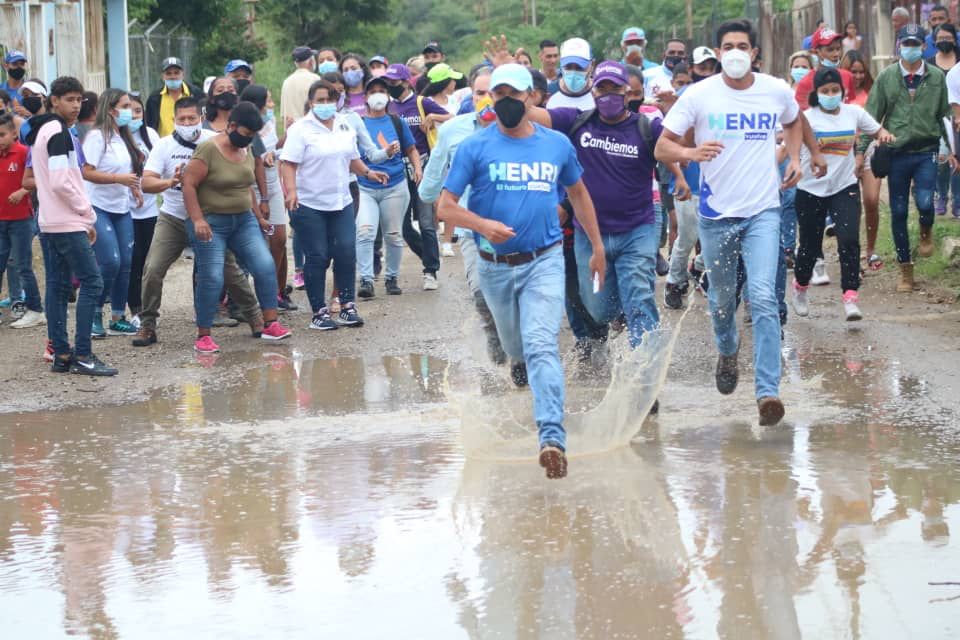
[686,0,693,39]
[532,0,538,27]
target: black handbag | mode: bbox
[871,144,893,178]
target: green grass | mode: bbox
[874,203,960,293]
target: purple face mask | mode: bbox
[596,93,626,120]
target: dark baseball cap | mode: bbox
[292,46,317,62]
[898,24,927,45]
[423,41,443,54]
[161,57,184,71]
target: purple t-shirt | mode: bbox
[346,92,367,117]
[389,93,447,156]
[549,108,661,233]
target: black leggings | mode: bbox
[795,186,861,292]
[128,216,157,314]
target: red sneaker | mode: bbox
[261,321,291,341]
[42,340,55,363]
[194,335,220,354]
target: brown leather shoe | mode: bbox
[897,263,914,293]
[539,446,568,479]
[131,327,157,347]
[918,226,935,258]
[758,397,785,426]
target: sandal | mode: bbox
[867,254,883,271]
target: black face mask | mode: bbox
[627,99,644,113]
[937,40,956,53]
[23,96,43,114]
[7,67,26,81]
[213,93,238,111]
[387,83,406,100]
[494,96,526,129]
[228,130,254,148]
[424,61,439,71]
[235,79,251,94]
[691,71,712,83]
[664,56,685,71]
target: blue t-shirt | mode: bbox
[443,123,583,254]
[669,161,700,197]
[0,81,22,105]
[359,114,415,189]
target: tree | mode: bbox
[259,0,390,51]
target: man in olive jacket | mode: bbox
[860,24,951,292]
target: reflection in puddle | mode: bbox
[1,351,959,638]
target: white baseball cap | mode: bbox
[692,46,718,65]
[21,81,47,97]
[560,38,592,69]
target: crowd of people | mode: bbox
[0,8,958,477]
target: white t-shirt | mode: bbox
[143,130,216,220]
[798,104,880,197]
[82,129,136,214]
[946,63,960,105]
[643,65,673,100]
[280,113,360,211]
[546,90,595,111]
[130,127,161,220]
[259,118,282,198]
[662,73,800,219]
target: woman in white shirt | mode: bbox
[127,93,160,321]
[792,68,894,322]
[280,80,388,331]
[81,88,145,337]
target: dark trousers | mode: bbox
[795,186,861,292]
[42,232,103,357]
[128,216,157,314]
[289,203,356,312]
[402,170,440,275]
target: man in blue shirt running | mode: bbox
[438,64,606,479]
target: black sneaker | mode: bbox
[308,309,338,331]
[70,354,118,376]
[650,398,660,415]
[656,252,669,276]
[511,361,528,388]
[278,295,299,312]
[373,251,383,278]
[716,350,739,395]
[358,280,375,299]
[664,282,686,310]
[51,353,73,374]
[385,277,402,295]
[338,302,364,327]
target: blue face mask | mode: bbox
[564,70,588,93]
[820,57,838,68]
[818,92,842,111]
[165,78,183,91]
[264,109,274,122]
[317,60,338,74]
[900,46,923,63]
[128,118,144,133]
[115,108,133,127]
[312,103,337,120]
[343,69,364,88]
[790,67,810,84]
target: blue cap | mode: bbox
[490,63,533,91]
[621,27,646,44]
[224,59,252,74]
[4,50,27,64]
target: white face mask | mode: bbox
[721,48,752,80]
[366,93,389,112]
[175,123,202,142]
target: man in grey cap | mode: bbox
[281,46,320,127]
[145,57,200,136]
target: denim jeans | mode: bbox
[478,246,566,450]
[402,171,440,275]
[289,204,356,313]
[699,208,782,399]
[667,196,700,285]
[357,182,410,281]
[41,232,103,358]
[575,220,660,349]
[936,160,960,210]
[564,243,608,341]
[92,207,134,314]
[0,218,42,312]
[888,151,937,263]
[186,212,279,328]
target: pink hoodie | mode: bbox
[31,118,96,233]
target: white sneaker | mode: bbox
[810,258,830,286]
[11,309,46,329]
[130,314,142,330]
[441,242,455,257]
[792,281,809,317]
[423,273,439,291]
[843,291,863,321]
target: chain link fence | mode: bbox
[128,21,196,98]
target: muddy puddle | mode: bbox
[1,348,959,639]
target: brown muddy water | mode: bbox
[1,344,959,639]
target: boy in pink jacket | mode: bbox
[24,76,117,375]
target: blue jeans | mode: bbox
[357,182,409,281]
[936,160,960,210]
[699,209,782,399]
[0,218,41,312]
[478,246,566,450]
[41,232,103,358]
[574,222,660,348]
[888,151,937,263]
[92,207,134,314]
[289,204,356,313]
[186,212,279,328]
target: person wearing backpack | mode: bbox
[356,76,422,298]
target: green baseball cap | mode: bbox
[426,63,463,84]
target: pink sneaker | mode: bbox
[43,340,55,363]
[293,271,305,290]
[261,320,291,341]
[194,335,221,353]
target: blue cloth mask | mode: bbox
[564,70,588,93]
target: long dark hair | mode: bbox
[205,76,238,121]
[421,79,453,98]
[339,53,370,89]
[840,50,873,94]
[128,93,153,151]
[94,88,144,175]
